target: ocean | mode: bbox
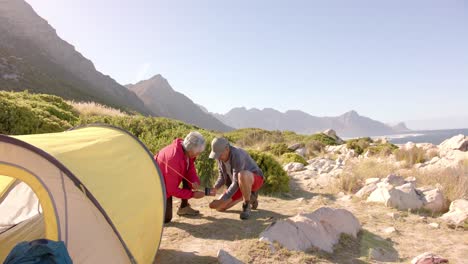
[383,128,468,145]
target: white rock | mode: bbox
[283,162,305,172]
[428,222,440,229]
[259,207,361,253]
[367,182,424,210]
[439,134,468,152]
[428,156,440,164]
[404,142,416,150]
[365,178,381,185]
[383,227,397,234]
[420,188,446,213]
[295,148,307,157]
[217,250,244,264]
[405,176,416,183]
[440,199,468,227]
[382,174,406,187]
[355,183,378,198]
[387,212,400,220]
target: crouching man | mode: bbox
[155,132,206,223]
[208,137,264,220]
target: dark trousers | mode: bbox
[164,179,190,223]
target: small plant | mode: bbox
[367,142,399,156]
[269,142,292,156]
[248,150,290,194]
[394,147,427,167]
[281,152,308,165]
[346,137,373,155]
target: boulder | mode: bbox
[382,174,406,187]
[323,129,345,144]
[383,227,397,234]
[411,252,448,264]
[439,134,468,152]
[283,162,305,172]
[404,142,416,150]
[420,187,446,213]
[295,148,307,157]
[365,178,381,185]
[288,143,305,151]
[217,250,244,264]
[367,182,424,210]
[259,207,360,253]
[355,183,378,198]
[440,199,468,227]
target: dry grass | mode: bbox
[67,101,127,117]
[399,162,468,202]
[338,156,468,202]
[394,147,438,168]
[337,159,398,193]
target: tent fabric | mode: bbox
[0,215,45,259]
[0,179,41,233]
[0,125,166,264]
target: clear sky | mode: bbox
[26,0,468,127]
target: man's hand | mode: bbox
[191,182,200,190]
[209,199,223,209]
[209,188,217,196]
[193,191,205,199]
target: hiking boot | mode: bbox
[250,191,259,210]
[240,202,251,220]
[177,205,200,216]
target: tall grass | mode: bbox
[399,162,468,202]
[68,101,127,117]
[337,159,398,193]
[393,147,428,167]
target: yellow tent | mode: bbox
[0,125,166,263]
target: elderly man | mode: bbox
[155,132,206,223]
[208,137,264,220]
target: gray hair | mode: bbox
[183,131,206,152]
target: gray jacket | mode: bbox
[214,146,263,200]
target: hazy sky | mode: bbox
[26,0,468,127]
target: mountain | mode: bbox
[215,108,409,137]
[127,75,233,132]
[0,0,151,114]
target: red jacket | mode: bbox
[154,138,200,199]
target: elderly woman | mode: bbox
[154,132,206,223]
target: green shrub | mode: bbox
[77,115,218,186]
[280,153,308,165]
[0,91,78,134]
[269,143,292,156]
[248,150,289,194]
[367,142,398,156]
[305,140,325,156]
[346,137,373,155]
[306,133,337,146]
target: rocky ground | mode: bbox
[155,134,468,263]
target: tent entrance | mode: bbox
[0,163,59,262]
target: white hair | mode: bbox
[183,131,206,153]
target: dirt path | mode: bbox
[155,175,468,263]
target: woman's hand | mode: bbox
[191,182,200,190]
[193,191,205,199]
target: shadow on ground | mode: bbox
[155,249,217,264]
[314,229,400,264]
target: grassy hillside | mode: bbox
[0,91,292,193]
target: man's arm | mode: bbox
[213,162,225,189]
